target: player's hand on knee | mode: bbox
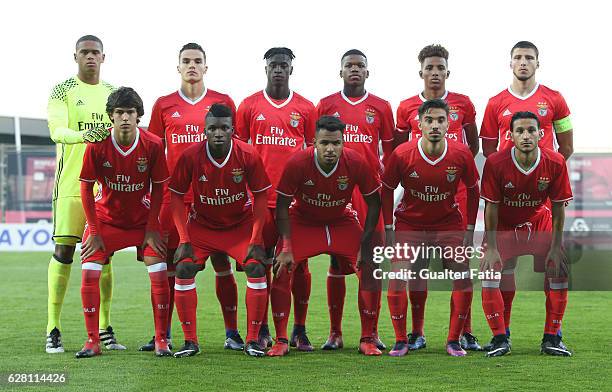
[81,234,105,261]
[545,247,569,278]
[480,248,502,273]
[174,242,194,264]
[462,229,474,248]
[274,251,294,276]
[143,230,167,259]
[244,244,266,264]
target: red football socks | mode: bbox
[174,277,198,343]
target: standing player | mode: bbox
[479,41,573,347]
[46,35,124,353]
[170,104,271,358]
[314,49,394,350]
[394,44,480,351]
[382,99,480,357]
[77,87,170,358]
[235,47,316,350]
[480,111,573,357]
[269,115,382,357]
[140,43,242,352]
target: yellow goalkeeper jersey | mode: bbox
[47,76,114,199]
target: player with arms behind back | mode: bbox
[393,44,481,351]
[382,99,480,357]
[170,104,271,358]
[479,41,573,348]
[77,87,170,358]
[46,35,124,354]
[480,111,573,357]
[141,42,242,352]
[314,49,394,351]
[270,115,383,357]
[235,47,316,350]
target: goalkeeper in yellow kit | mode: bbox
[46,35,125,353]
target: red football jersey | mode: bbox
[382,139,479,227]
[480,84,571,152]
[276,147,380,224]
[316,91,394,174]
[169,139,271,229]
[396,91,476,145]
[80,128,169,228]
[480,147,573,226]
[148,88,236,202]
[235,90,316,208]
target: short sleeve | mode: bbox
[304,103,317,147]
[276,155,301,197]
[246,150,272,193]
[235,100,251,142]
[461,150,480,188]
[480,160,501,203]
[381,150,402,190]
[148,98,165,139]
[479,99,499,140]
[168,151,193,195]
[396,102,412,132]
[79,143,98,182]
[380,101,395,142]
[150,142,170,183]
[549,162,573,203]
[356,156,381,196]
[462,97,477,127]
[552,92,571,121]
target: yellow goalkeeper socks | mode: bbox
[47,257,72,334]
[99,262,113,329]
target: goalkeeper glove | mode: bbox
[83,127,110,143]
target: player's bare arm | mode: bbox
[464,123,480,157]
[274,194,294,274]
[555,130,574,160]
[481,201,501,272]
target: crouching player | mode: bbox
[77,87,170,358]
[382,99,480,357]
[269,115,383,356]
[480,111,573,357]
[169,104,271,358]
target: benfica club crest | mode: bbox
[537,176,550,191]
[337,176,349,191]
[446,166,458,183]
[365,108,376,124]
[290,112,301,127]
[537,102,548,117]
[232,168,244,183]
[136,157,148,173]
[449,110,459,121]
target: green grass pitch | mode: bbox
[0,252,610,391]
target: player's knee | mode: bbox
[53,245,75,264]
[244,261,266,278]
[176,261,198,279]
[210,253,230,271]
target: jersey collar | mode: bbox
[418,137,447,166]
[511,146,541,175]
[340,90,369,106]
[507,83,540,101]
[313,148,339,178]
[263,89,293,109]
[178,87,208,105]
[111,127,140,157]
[419,90,448,102]
[206,139,233,169]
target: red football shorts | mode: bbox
[496,210,553,272]
[282,214,362,275]
[186,218,254,268]
[393,220,467,271]
[81,223,162,264]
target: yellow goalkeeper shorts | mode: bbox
[52,196,86,246]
